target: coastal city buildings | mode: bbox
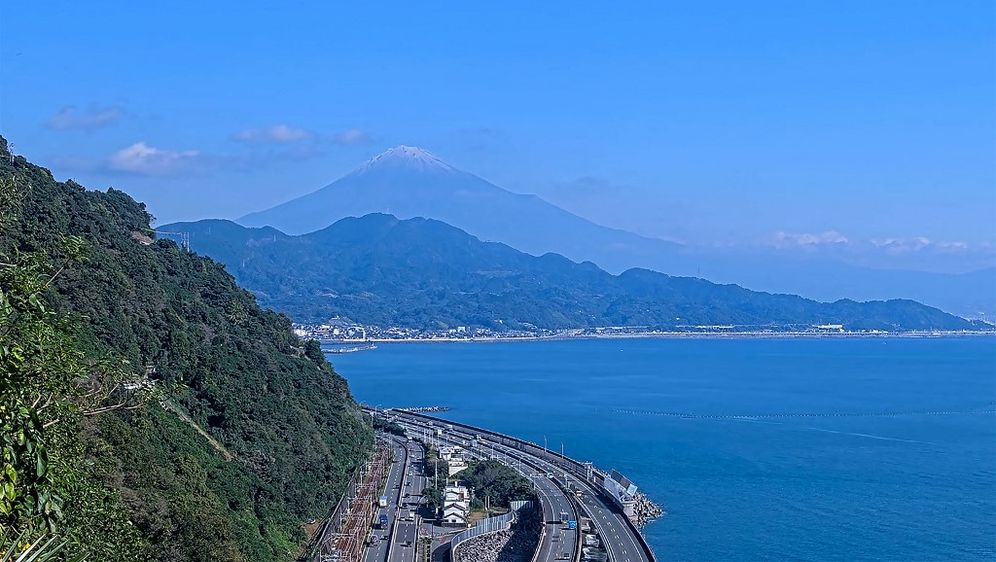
[295,321,915,344]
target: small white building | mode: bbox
[439,445,464,461]
[442,485,470,527]
[439,446,469,476]
[447,458,468,476]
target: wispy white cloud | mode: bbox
[232,124,315,143]
[762,231,984,260]
[231,124,371,146]
[771,230,849,249]
[871,236,973,254]
[107,141,203,176]
[46,104,124,131]
[59,126,362,178]
[872,236,931,253]
[330,128,370,145]
[936,241,970,251]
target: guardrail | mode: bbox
[450,500,532,561]
[562,488,584,562]
[391,410,658,562]
[528,521,548,562]
[386,437,410,562]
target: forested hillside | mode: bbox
[0,136,372,561]
[163,215,986,331]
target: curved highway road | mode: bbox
[388,410,654,562]
[395,418,579,562]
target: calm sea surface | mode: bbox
[328,338,996,561]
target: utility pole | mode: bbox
[562,442,568,481]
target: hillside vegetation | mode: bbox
[0,137,372,561]
[163,215,985,331]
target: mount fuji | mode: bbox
[237,146,994,320]
[238,146,686,272]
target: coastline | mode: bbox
[319,330,996,346]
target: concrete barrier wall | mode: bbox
[397,410,658,562]
[450,500,532,561]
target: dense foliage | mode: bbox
[1,217,147,561]
[419,447,445,511]
[372,417,406,437]
[0,137,372,560]
[162,215,985,331]
[461,460,535,510]
[417,448,532,513]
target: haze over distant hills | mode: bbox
[239,145,683,268]
[238,147,995,321]
[161,214,985,332]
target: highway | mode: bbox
[366,438,412,562]
[530,466,577,562]
[571,486,645,562]
[389,440,423,562]
[484,437,648,562]
[394,416,579,562]
[389,411,654,562]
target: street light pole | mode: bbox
[562,442,568,481]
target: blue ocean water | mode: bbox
[328,338,996,561]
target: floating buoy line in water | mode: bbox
[608,405,996,420]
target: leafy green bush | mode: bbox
[462,460,535,510]
[0,137,373,560]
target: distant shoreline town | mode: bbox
[297,322,995,345]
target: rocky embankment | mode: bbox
[634,492,664,528]
[454,507,541,562]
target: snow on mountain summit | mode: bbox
[356,145,456,174]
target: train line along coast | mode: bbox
[312,407,660,562]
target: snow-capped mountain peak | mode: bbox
[356,145,456,174]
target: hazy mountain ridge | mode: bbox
[238,146,684,263]
[161,214,987,331]
[236,147,995,320]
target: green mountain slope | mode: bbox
[0,138,372,561]
[162,214,986,331]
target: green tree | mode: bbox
[1,228,148,558]
[1,136,372,560]
[461,460,534,510]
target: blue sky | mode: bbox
[1,1,994,272]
